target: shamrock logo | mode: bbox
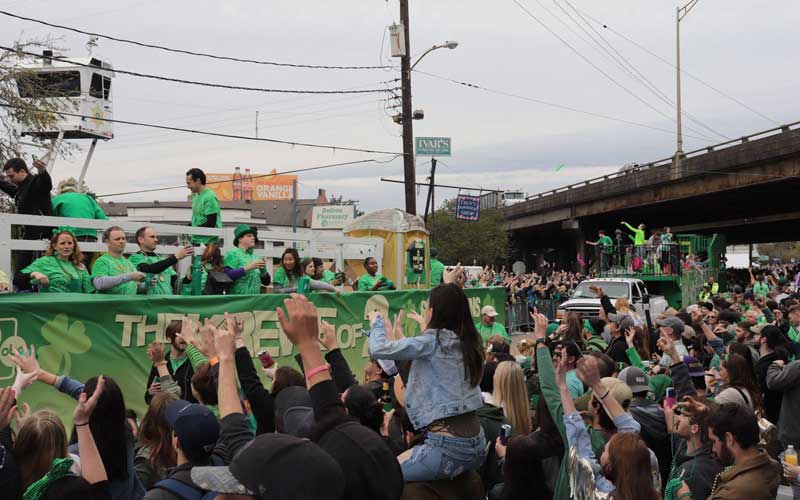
[38,314,92,376]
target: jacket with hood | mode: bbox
[476,403,508,493]
[670,442,723,500]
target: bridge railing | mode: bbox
[518,120,800,205]
[598,244,681,277]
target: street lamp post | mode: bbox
[675,0,699,168]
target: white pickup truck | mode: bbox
[557,278,669,321]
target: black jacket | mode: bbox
[476,404,508,492]
[671,442,723,500]
[0,168,52,239]
[144,352,196,404]
[756,351,783,424]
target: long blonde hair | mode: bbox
[14,410,68,489]
[492,361,532,434]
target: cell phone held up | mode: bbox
[257,349,275,369]
[665,388,676,409]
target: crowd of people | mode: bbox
[2,259,800,500]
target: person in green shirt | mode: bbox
[475,305,510,343]
[313,257,342,286]
[129,226,194,295]
[222,224,271,295]
[20,229,94,293]
[185,168,222,245]
[586,230,614,272]
[788,304,800,342]
[50,177,109,240]
[429,247,445,287]
[621,221,646,246]
[91,226,145,294]
[752,273,770,298]
[357,256,395,291]
[272,247,303,291]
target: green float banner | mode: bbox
[0,287,505,427]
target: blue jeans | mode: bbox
[402,428,487,482]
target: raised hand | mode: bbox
[320,320,339,351]
[213,323,236,362]
[443,263,463,285]
[196,319,219,359]
[407,310,427,333]
[277,294,320,346]
[225,313,244,341]
[390,310,406,340]
[8,344,39,376]
[588,285,605,297]
[0,388,16,430]
[147,341,166,364]
[576,356,602,388]
[625,327,636,348]
[178,316,197,346]
[531,313,549,340]
[553,345,569,389]
[175,246,194,260]
[74,375,105,425]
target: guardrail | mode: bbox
[512,120,800,206]
[507,298,564,332]
[0,213,384,281]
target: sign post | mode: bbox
[415,137,451,157]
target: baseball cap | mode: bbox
[481,305,499,317]
[607,313,634,332]
[165,400,220,458]
[554,340,582,360]
[682,325,697,340]
[749,323,769,335]
[597,377,633,407]
[683,356,705,378]
[656,316,685,335]
[191,432,344,500]
[657,307,678,320]
[274,386,315,437]
[618,366,650,394]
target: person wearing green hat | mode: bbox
[357,256,395,291]
[223,224,271,295]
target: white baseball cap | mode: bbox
[481,305,498,317]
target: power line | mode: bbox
[511,0,700,136]
[3,46,398,95]
[571,6,780,127]
[96,155,402,197]
[412,69,711,141]
[0,9,392,70]
[553,0,728,141]
[0,102,404,155]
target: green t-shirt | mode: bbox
[21,256,94,293]
[358,273,392,291]
[753,282,770,298]
[169,353,190,373]
[51,192,109,238]
[597,235,613,246]
[190,188,222,245]
[128,252,176,295]
[430,258,445,287]
[789,325,799,343]
[223,247,266,295]
[321,269,337,284]
[92,253,138,295]
[272,266,300,289]
[475,321,510,343]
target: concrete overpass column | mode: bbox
[563,219,587,274]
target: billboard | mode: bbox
[206,168,297,202]
[455,194,481,221]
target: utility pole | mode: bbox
[291,178,298,235]
[675,0,699,168]
[400,0,416,215]
[675,6,683,167]
[423,157,437,224]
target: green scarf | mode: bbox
[24,457,75,500]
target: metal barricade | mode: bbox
[600,244,681,277]
[507,298,564,332]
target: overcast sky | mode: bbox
[2,0,798,213]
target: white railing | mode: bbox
[0,213,384,280]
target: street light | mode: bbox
[410,41,459,71]
[399,39,458,215]
[675,0,699,167]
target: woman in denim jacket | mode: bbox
[369,283,486,481]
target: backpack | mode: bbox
[153,479,217,500]
[587,336,608,352]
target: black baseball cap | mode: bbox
[191,433,344,500]
[165,400,220,458]
[274,386,315,437]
